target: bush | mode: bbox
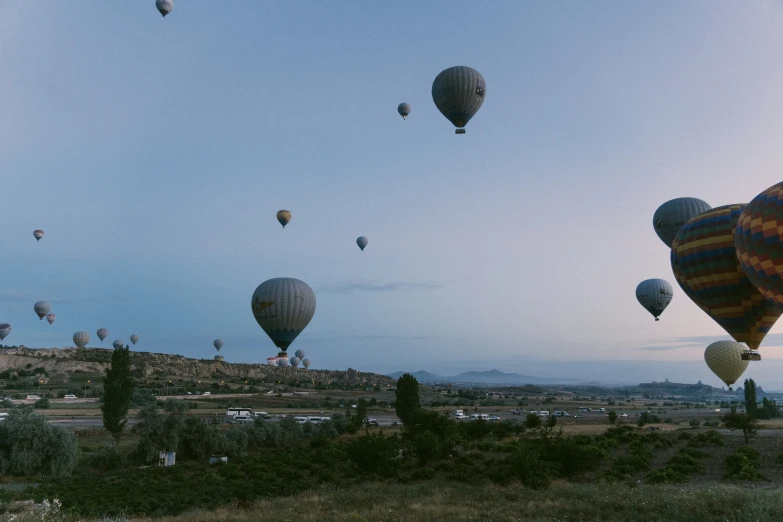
[689,418,701,428]
[0,407,79,478]
[91,443,125,471]
[646,467,688,483]
[347,432,400,476]
[724,446,764,481]
[34,396,50,409]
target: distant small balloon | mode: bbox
[112,340,123,349]
[302,358,311,369]
[155,0,173,17]
[214,339,224,352]
[73,331,90,349]
[277,210,292,228]
[356,236,368,251]
[266,357,277,367]
[33,230,44,242]
[397,103,411,120]
[130,334,139,345]
[46,313,56,325]
[0,324,11,341]
[34,301,51,320]
[97,328,108,342]
[277,357,290,367]
[295,349,306,359]
[290,356,301,367]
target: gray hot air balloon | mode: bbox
[112,340,123,349]
[398,103,411,120]
[73,331,90,349]
[155,0,173,17]
[34,301,51,320]
[97,328,108,342]
[251,278,316,356]
[652,198,711,248]
[290,356,301,367]
[46,313,56,325]
[295,349,306,359]
[635,279,674,321]
[130,334,139,345]
[0,324,11,341]
[277,210,291,228]
[214,339,224,352]
[302,358,311,369]
[432,66,486,134]
[277,357,290,367]
[356,236,368,251]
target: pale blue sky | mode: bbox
[3,2,783,386]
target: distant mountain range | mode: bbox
[387,369,583,385]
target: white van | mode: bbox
[471,413,490,421]
[226,407,252,417]
[531,410,550,417]
[294,416,309,424]
[553,411,569,417]
[232,415,253,424]
[452,409,464,417]
[25,395,41,400]
[64,394,78,400]
[0,413,8,422]
[253,411,271,419]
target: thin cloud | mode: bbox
[636,345,684,352]
[318,280,445,293]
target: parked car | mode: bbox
[0,413,8,422]
[619,413,629,417]
[202,392,211,396]
[231,415,253,424]
[25,395,41,400]
[277,413,287,418]
[294,416,309,424]
[366,418,379,427]
[510,409,521,415]
[574,414,584,418]
[63,394,78,399]
[391,421,403,427]
[253,411,271,419]
[488,415,500,422]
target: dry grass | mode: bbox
[129,480,783,522]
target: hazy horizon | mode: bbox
[4,2,783,389]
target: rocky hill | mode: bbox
[0,347,395,387]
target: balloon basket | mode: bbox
[741,351,761,361]
[455,129,466,134]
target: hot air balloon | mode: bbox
[295,349,305,359]
[290,356,301,367]
[33,230,44,242]
[214,339,224,352]
[112,340,123,349]
[0,324,11,341]
[266,357,277,367]
[277,210,291,228]
[130,334,139,345]
[46,313,56,325]
[736,181,783,311]
[704,340,749,390]
[277,357,290,367]
[635,279,673,321]
[431,66,485,134]
[671,204,781,359]
[97,328,108,342]
[155,0,173,17]
[214,355,225,362]
[397,103,411,120]
[34,301,51,320]
[356,236,368,251]
[302,358,311,369]
[251,278,316,357]
[73,331,90,349]
[652,198,711,248]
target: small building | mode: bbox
[158,451,176,467]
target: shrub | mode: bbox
[91,443,125,471]
[347,432,400,476]
[34,397,50,409]
[724,446,763,481]
[689,418,701,428]
[646,467,688,483]
[0,407,79,478]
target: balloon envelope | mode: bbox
[397,103,411,120]
[112,340,123,349]
[251,278,316,354]
[290,356,301,367]
[266,357,277,367]
[356,236,368,251]
[704,340,749,387]
[671,204,781,350]
[33,229,44,242]
[45,313,56,325]
[302,358,311,369]
[214,339,224,352]
[73,331,90,349]
[34,301,51,320]
[276,210,291,228]
[130,334,139,345]
[277,357,290,367]
[295,349,306,359]
[0,324,11,341]
[652,198,711,248]
[97,328,108,342]
[736,181,783,310]
[156,0,173,17]
[635,279,673,321]
[431,66,486,132]
[214,355,224,362]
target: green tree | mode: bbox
[722,407,759,444]
[744,378,758,418]
[102,345,135,442]
[607,410,618,425]
[395,374,421,426]
[524,413,542,430]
